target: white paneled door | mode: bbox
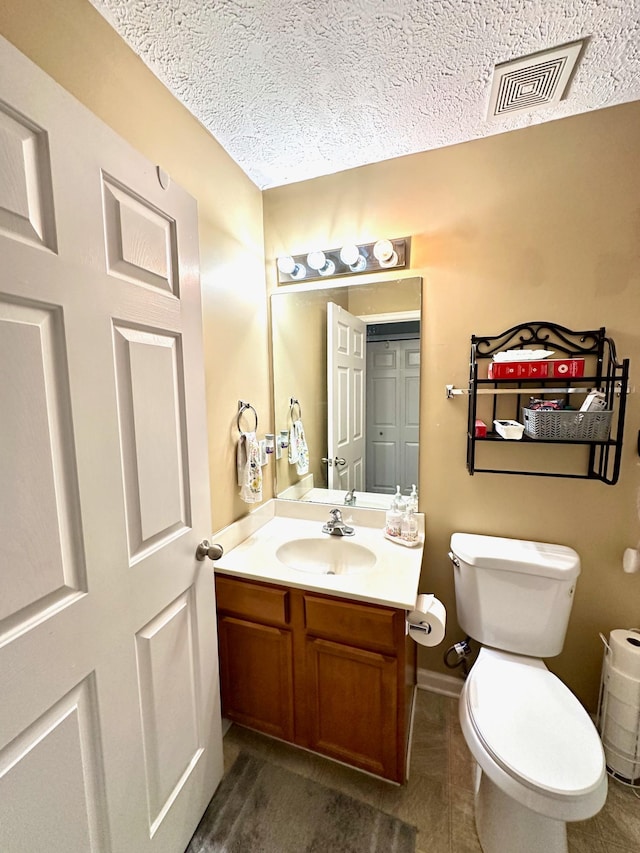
[365,338,420,494]
[327,303,365,491]
[0,36,223,853]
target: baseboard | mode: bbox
[417,667,463,698]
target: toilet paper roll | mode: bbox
[609,629,640,679]
[603,742,640,784]
[604,693,640,730]
[604,658,640,705]
[602,716,640,764]
[407,594,446,647]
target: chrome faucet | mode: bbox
[344,488,356,506]
[322,508,355,537]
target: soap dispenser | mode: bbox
[401,506,418,543]
[385,486,404,538]
[408,484,418,513]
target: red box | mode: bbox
[487,359,584,380]
[475,419,487,438]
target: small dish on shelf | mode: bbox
[493,419,525,440]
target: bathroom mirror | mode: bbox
[271,276,421,509]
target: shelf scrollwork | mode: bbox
[473,322,604,359]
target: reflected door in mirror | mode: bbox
[365,339,420,494]
[327,303,365,490]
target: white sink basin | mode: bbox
[276,537,377,575]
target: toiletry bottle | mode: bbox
[408,484,418,513]
[401,507,418,543]
[385,486,403,538]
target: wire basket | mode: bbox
[522,407,613,441]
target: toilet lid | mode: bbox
[466,655,605,797]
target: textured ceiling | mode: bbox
[89,0,640,189]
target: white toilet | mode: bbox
[449,532,607,853]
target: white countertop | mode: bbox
[212,499,424,610]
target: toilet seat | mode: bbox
[465,650,605,801]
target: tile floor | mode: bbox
[222,688,640,853]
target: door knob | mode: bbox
[321,457,346,467]
[196,540,224,561]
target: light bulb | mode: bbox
[307,251,326,271]
[339,244,367,272]
[307,250,335,277]
[373,239,398,266]
[289,263,306,280]
[318,259,336,276]
[339,244,360,265]
[277,255,296,274]
[277,255,306,279]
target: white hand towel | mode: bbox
[237,431,263,503]
[288,419,309,475]
[288,426,298,465]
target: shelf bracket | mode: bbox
[445,385,469,398]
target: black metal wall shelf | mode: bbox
[465,322,629,485]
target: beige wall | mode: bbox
[3,0,638,711]
[0,0,272,531]
[263,103,640,710]
[347,276,421,315]
[271,287,348,492]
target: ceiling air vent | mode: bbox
[488,40,584,118]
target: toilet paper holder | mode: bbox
[406,594,447,648]
[596,630,640,789]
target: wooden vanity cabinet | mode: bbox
[215,577,294,741]
[214,575,416,783]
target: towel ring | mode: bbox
[237,401,258,433]
[290,397,302,420]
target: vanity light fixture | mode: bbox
[276,237,408,284]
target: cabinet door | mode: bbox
[218,615,294,741]
[305,637,399,781]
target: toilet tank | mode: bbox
[450,533,581,657]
